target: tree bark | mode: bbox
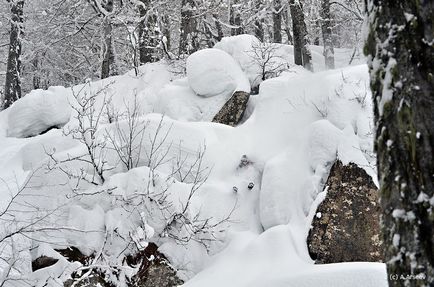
[3,0,24,109]
[254,0,264,41]
[179,0,199,55]
[100,0,117,79]
[230,0,243,36]
[289,0,313,71]
[364,0,434,286]
[137,0,160,64]
[273,0,282,43]
[283,6,293,44]
[320,0,334,69]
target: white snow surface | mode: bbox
[186,48,250,96]
[7,88,71,138]
[0,37,384,287]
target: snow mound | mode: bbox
[186,48,250,97]
[306,119,342,171]
[7,88,71,138]
[155,78,229,121]
[183,225,387,287]
[214,35,261,86]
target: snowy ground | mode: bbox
[0,36,386,286]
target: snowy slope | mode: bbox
[0,37,383,287]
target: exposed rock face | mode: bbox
[212,91,250,126]
[126,243,183,287]
[32,256,59,271]
[307,160,383,263]
[53,244,182,287]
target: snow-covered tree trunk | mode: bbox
[137,0,160,64]
[283,6,293,44]
[179,0,199,55]
[230,0,243,36]
[365,0,434,286]
[273,0,282,43]
[254,0,264,41]
[3,0,24,109]
[289,0,313,71]
[320,0,334,69]
[100,0,117,79]
[213,12,224,42]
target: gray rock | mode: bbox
[59,243,182,287]
[126,243,183,287]
[32,256,59,271]
[307,160,383,263]
[212,91,250,126]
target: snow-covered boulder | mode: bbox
[7,89,71,138]
[186,48,250,98]
[214,35,262,86]
[306,119,343,172]
[259,149,315,230]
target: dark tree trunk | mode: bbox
[137,0,160,64]
[320,0,334,69]
[254,0,264,41]
[289,0,313,71]
[179,0,199,55]
[203,12,224,48]
[283,7,293,44]
[32,55,41,90]
[273,0,282,43]
[213,13,224,42]
[3,0,24,109]
[365,0,434,286]
[162,14,171,57]
[230,0,243,36]
[101,0,117,79]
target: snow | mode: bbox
[186,48,250,97]
[0,36,384,287]
[7,88,71,138]
[183,226,387,287]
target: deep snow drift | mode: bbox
[0,36,385,287]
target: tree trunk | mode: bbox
[179,0,199,55]
[283,6,293,44]
[254,0,264,41]
[230,0,243,36]
[289,0,313,71]
[320,0,334,69]
[137,0,160,64]
[101,0,117,79]
[213,13,224,42]
[364,0,434,286]
[273,0,282,43]
[3,0,24,109]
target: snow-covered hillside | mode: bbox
[0,36,386,287]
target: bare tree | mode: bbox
[272,0,283,43]
[230,0,244,35]
[136,0,161,64]
[179,0,200,56]
[248,41,289,84]
[320,0,334,69]
[289,0,313,71]
[47,83,115,186]
[3,0,24,109]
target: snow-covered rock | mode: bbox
[186,48,250,97]
[214,35,262,86]
[7,88,71,138]
[306,119,342,172]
